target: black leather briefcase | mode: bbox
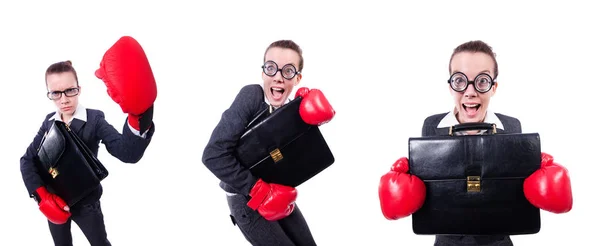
[408,123,541,236]
[235,97,335,187]
[36,121,109,207]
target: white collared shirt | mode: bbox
[48,103,147,138]
[49,103,87,124]
[437,108,504,134]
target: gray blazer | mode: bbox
[421,112,521,246]
[202,84,269,195]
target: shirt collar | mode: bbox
[49,103,87,123]
[437,107,504,130]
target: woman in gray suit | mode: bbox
[378,40,572,246]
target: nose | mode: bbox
[59,94,70,104]
[272,70,284,83]
[463,84,478,98]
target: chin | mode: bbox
[460,114,485,124]
[61,110,74,116]
[270,96,289,107]
[271,100,285,107]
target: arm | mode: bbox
[379,116,433,220]
[202,85,264,195]
[95,111,154,163]
[20,118,49,196]
[126,120,151,138]
[20,116,72,224]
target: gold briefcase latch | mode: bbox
[270,148,284,163]
[467,176,481,192]
[49,167,59,179]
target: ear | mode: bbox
[490,82,498,96]
[294,73,302,86]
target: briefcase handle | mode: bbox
[449,122,497,135]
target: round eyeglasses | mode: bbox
[262,60,300,80]
[448,72,496,93]
[47,87,80,100]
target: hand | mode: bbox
[295,87,335,125]
[247,179,297,221]
[95,36,157,131]
[35,187,71,224]
[378,157,426,220]
[524,152,573,213]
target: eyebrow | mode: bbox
[451,69,492,76]
[265,60,298,68]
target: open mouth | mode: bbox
[271,87,285,100]
[462,103,481,116]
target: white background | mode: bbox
[1,1,598,245]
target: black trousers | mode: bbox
[47,200,111,246]
[227,194,317,246]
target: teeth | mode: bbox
[272,88,284,92]
[464,104,479,108]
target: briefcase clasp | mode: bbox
[49,167,59,179]
[467,176,481,192]
[270,148,284,162]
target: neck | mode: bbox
[61,113,73,124]
[454,110,486,135]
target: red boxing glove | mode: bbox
[379,157,426,220]
[295,87,335,126]
[35,187,71,224]
[524,152,573,213]
[247,179,297,221]
[294,87,310,98]
[96,36,157,131]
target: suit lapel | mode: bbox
[68,118,86,136]
[435,127,450,136]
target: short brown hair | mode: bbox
[45,60,79,86]
[449,40,498,79]
[263,40,304,72]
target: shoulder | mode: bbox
[421,112,451,137]
[44,112,55,121]
[493,112,522,133]
[85,108,105,118]
[237,84,264,100]
[494,112,521,127]
[41,112,56,128]
[84,108,109,127]
[423,112,449,127]
[230,84,265,110]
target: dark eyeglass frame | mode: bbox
[262,60,301,80]
[47,87,80,100]
[448,72,496,93]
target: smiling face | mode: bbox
[262,47,302,107]
[449,51,497,123]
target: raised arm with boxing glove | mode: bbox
[95,36,156,133]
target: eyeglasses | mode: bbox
[47,87,80,100]
[448,72,496,93]
[262,60,300,80]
